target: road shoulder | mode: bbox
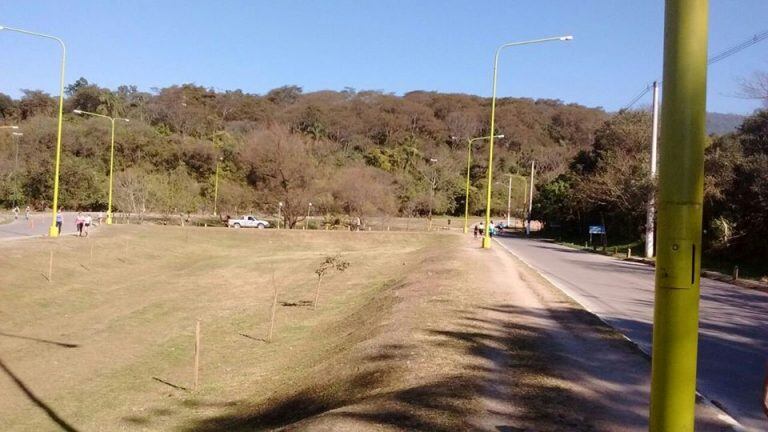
[492,237,741,431]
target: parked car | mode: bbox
[227,215,270,229]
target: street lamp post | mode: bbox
[462,135,503,234]
[73,110,130,224]
[0,25,67,237]
[304,202,312,230]
[481,35,573,249]
[649,1,709,429]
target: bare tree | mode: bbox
[243,126,317,228]
[741,71,768,106]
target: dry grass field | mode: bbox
[0,226,456,431]
[1,224,730,431]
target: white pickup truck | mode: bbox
[227,215,270,229]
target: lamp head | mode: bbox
[0,26,5,31]
[123,118,130,122]
[496,134,505,139]
[73,109,83,114]
[560,35,574,41]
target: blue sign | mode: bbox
[588,225,606,234]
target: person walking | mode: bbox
[75,212,84,237]
[84,214,92,236]
[473,224,479,239]
[55,209,63,235]
[12,206,19,220]
[24,205,30,221]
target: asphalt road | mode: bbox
[495,236,768,431]
[0,212,81,240]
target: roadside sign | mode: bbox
[588,225,606,234]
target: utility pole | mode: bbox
[649,1,708,430]
[526,161,535,235]
[645,81,660,258]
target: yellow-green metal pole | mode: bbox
[481,36,572,249]
[481,52,501,249]
[106,118,116,224]
[649,1,708,430]
[0,26,67,237]
[51,36,66,237]
[73,110,128,224]
[464,135,501,234]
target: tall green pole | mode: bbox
[481,51,501,249]
[0,27,68,237]
[650,1,708,430]
[73,110,128,225]
[465,135,502,234]
[481,36,572,249]
[106,118,116,224]
[50,40,65,237]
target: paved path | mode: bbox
[495,236,767,431]
[0,212,81,240]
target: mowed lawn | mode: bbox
[0,225,446,431]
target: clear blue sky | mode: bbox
[1,1,767,114]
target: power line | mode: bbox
[622,29,768,110]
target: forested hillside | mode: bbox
[532,109,768,265]
[0,79,606,227]
[2,78,765,267]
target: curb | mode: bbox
[493,238,748,432]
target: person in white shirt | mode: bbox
[85,214,93,234]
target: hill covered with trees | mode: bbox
[0,78,607,227]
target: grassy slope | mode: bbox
[0,226,446,431]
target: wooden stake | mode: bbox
[313,277,322,310]
[194,320,201,391]
[733,265,739,281]
[627,248,632,258]
[48,248,53,283]
[268,272,278,343]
